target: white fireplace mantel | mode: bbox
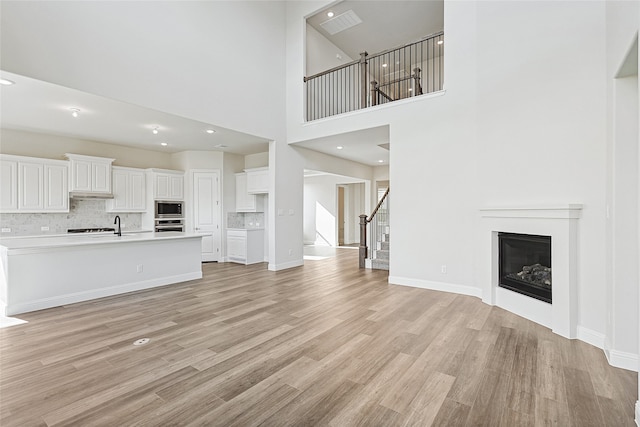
[479,204,582,339]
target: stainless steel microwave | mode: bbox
[155,200,183,218]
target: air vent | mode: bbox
[320,10,362,35]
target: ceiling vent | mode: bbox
[320,10,362,35]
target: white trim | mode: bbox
[388,276,482,298]
[480,204,583,219]
[577,325,606,349]
[298,90,446,130]
[0,300,6,317]
[605,346,639,372]
[479,206,581,339]
[268,258,304,271]
[495,286,552,329]
[635,401,640,426]
[5,272,202,316]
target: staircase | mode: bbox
[359,187,390,271]
[370,227,389,270]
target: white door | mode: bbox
[193,171,220,262]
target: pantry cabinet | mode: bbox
[106,166,146,212]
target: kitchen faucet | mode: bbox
[114,215,121,237]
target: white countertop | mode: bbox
[0,231,202,251]
[227,228,264,231]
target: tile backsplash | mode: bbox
[227,212,264,229]
[0,199,142,236]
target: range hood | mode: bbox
[69,192,114,200]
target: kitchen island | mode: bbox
[0,232,203,315]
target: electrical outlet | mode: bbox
[1,228,10,233]
[121,223,126,229]
[288,249,293,256]
[41,226,50,231]
[441,265,447,274]
[136,264,143,273]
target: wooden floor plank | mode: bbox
[0,249,635,426]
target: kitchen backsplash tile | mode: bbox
[227,212,264,229]
[0,199,142,236]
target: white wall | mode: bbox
[605,0,640,374]
[303,174,364,246]
[286,0,631,363]
[0,129,174,169]
[0,1,286,140]
[306,23,355,76]
[244,152,269,169]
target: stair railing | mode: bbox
[304,32,444,121]
[359,187,390,268]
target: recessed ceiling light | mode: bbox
[206,129,216,134]
[337,146,344,150]
[378,160,384,163]
[0,78,15,86]
[437,40,444,45]
[408,88,413,92]
[327,11,334,17]
[160,142,168,146]
[152,126,159,135]
[382,63,388,68]
[214,144,228,148]
[70,108,80,118]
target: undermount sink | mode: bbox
[89,234,138,239]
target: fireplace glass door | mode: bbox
[498,233,552,303]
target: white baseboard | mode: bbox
[268,258,304,271]
[577,326,606,349]
[605,346,639,372]
[6,272,202,316]
[388,276,482,299]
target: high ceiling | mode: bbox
[0,71,269,156]
[0,1,442,167]
[307,1,444,60]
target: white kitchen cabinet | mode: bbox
[18,161,44,211]
[106,166,146,212]
[227,229,264,264]
[44,163,69,212]
[0,154,69,213]
[65,153,114,194]
[0,157,18,211]
[235,173,256,212]
[246,167,269,194]
[148,169,184,200]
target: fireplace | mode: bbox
[498,232,552,303]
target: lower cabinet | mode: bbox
[227,229,264,265]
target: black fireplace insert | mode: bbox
[498,232,552,303]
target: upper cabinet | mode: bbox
[235,172,256,212]
[0,154,69,213]
[147,169,184,200]
[0,157,19,211]
[65,153,114,194]
[246,167,269,194]
[106,166,146,212]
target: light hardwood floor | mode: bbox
[1,249,636,426]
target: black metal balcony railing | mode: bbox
[304,32,444,121]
